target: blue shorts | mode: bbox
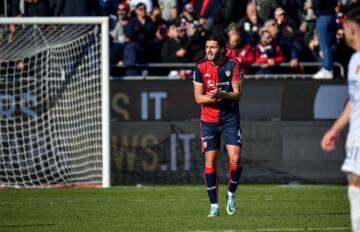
[200,121,242,153]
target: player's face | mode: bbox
[205,40,223,62]
[344,20,357,49]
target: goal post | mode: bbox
[0,17,110,188]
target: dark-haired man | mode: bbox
[320,5,360,231]
[193,34,243,217]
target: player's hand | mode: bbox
[267,59,275,66]
[206,88,219,99]
[289,59,299,68]
[320,129,340,152]
[176,48,186,57]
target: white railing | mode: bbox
[111,62,345,80]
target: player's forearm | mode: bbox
[217,91,241,102]
[331,101,351,133]
[194,94,216,104]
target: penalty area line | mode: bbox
[188,227,350,232]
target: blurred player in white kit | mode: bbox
[320,4,360,232]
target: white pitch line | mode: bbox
[189,227,350,232]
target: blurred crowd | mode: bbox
[1,0,359,78]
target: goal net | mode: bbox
[0,18,110,188]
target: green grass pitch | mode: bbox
[0,184,350,232]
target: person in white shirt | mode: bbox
[320,4,360,232]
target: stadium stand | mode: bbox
[0,0,356,79]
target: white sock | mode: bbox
[227,191,234,197]
[348,185,360,232]
[211,203,219,209]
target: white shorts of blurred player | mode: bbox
[342,140,360,232]
[342,139,360,176]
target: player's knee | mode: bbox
[230,161,242,172]
[205,154,217,168]
[348,174,360,188]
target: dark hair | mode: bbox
[345,3,360,25]
[206,34,226,49]
[136,2,146,9]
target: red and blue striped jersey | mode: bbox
[193,57,242,125]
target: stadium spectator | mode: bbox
[254,0,280,22]
[158,0,177,22]
[96,0,121,16]
[320,5,360,232]
[264,19,299,69]
[340,0,360,10]
[149,23,168,62]
[109,1,130,65]
[23,0,50,17]
[255,28,285,75]
[54,0,97,16]
[6,24,16,44]
[330,26,354,74]
[300,0,317,46]
[3,0,22,16]
[179,10,207,63]
[226,22,255,74]
[193,0,225,35]
[123,2,156,75]
[281,0,307,29]
[176,3,199,37]
[128,0,153,14]
[150,5,166,26]
[161,23,189,63]
[273,8,302,69]
[0,1,4,16]
[308,29,322,62]
[223,0,246,25]
[274,7,297,39]
[193,34,243,217]
[312,0,338,79]
[238,2,263,44]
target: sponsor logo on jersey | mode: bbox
[202,136,214,140]
[217,82,230,87]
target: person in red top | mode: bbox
[255,28,285,75]
[226,22,255,74]
[193,34,243,217]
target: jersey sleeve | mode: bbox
[193,65,203,85]
[231,61,243,84]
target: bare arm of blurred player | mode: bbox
[321,101,351,152]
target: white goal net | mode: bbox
[0,18,110,188]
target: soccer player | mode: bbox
[193,34,243,217]
[320,5,360,232]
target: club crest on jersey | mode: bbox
[225,70,231,77]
